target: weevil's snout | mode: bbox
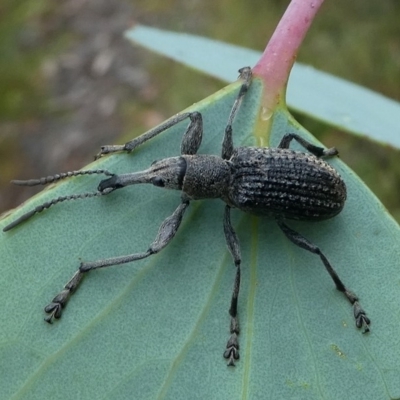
[148,157,186,189]
[98,175,123,193]
[98,156,187,193]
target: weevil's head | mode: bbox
[98,156,187,193]
[147,157,187,189]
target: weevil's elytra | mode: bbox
[3,66,370,367]
[228,147,347,220]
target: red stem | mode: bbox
[252,0,325,110]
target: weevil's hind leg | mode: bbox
[221,67,253,160]
[96,111,203,159]
[223,205,242,366]
[276,219,370,333]
[44,197,190,322]
[278,133,338,158]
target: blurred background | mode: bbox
[0,0,399,221]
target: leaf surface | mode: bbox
[126,25,400,149]
[1,73,400,400]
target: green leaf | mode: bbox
[1,72,400,399]
[126,25,400,149]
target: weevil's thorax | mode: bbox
[228,147,347,221]
[181,154,231,200]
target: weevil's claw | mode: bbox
[44,288,72,323]
[44,302,62,323]
[223,333,240,367]
[344,289,371,333]
[238,66,252,82]
[43,271,84,323]
[322,147,339,157]
[94,146,107,160]
[353,301,371,334]
[344,290,371,334]
[94,145,127,160]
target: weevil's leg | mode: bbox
[222,205,242,366]
[44,197,190,323]
[221,67,253,160]
[95,112,203,159]
[276,220,370,333]
[180,112,203,155]
[278,133,338,158]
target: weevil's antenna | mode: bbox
[3,191,109,232]
[3,169,115,232]
[12,169,114,187]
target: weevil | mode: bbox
[3,67,370,366]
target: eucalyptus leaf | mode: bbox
[126,25,400,149]
[1,76,400,400]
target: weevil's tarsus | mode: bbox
[353,300,371,333]
[342,289,370,333]
[224,332,240,367]
[276,219,370,333]
[44,270,84,323]
[44,197,190,322]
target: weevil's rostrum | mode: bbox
[3,66,370,367]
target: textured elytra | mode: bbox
[228,147,346,220]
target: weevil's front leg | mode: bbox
[278,133,338,158]
[276,219,370,333]
[95,112,203,159]
[222,67,253,160]
[44,197,190,323]
[222,205,242,366]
